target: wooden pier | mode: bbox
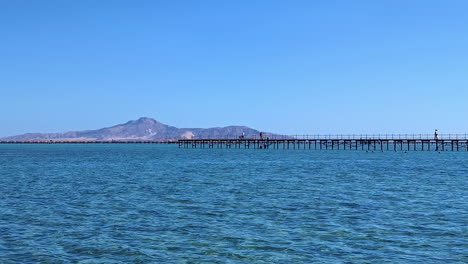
[2,134,468,152]
[178,135,468,152]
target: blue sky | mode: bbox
[1,0,467,137]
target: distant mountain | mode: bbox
[1,117,276,141]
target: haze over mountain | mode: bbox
[1,117,274,141]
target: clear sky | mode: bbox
[1,0,468,137]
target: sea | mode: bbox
[0,144,466,263]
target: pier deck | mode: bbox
[178,135,468,152]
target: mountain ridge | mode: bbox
[1,117,273,141]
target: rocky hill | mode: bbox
[1,117,275,141]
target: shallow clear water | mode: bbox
[0,145,466,263]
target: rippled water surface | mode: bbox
[0,145,466,263]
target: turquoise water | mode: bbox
[0,145,466,263]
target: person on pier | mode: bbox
[434,129,439,140]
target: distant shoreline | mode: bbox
[0,140,178,144]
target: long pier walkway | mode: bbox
[179,134,468,152]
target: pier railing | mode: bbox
[194,134,468,140]
[288,134,468,140]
